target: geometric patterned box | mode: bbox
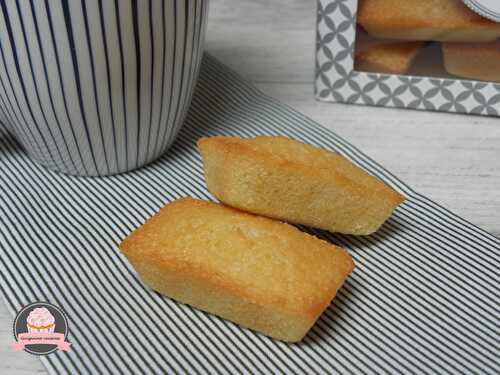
[315,0,500,117]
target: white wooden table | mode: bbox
[1,1,498,373]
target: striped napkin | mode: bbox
[0,54,498,375]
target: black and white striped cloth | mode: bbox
[0,55,498,374]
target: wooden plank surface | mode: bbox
[1,0,498,372]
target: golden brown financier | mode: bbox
[355,30,425,74]
[442,41,500,82]
[198,136,404,235]
[358,0,500,42]
[120,198,354,342]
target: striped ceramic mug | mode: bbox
[0,0,208,176]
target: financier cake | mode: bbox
[442,41,500,83]
[358,0,500,42]
[198,136,404,235]
[355,30,425,74]
[120,198,354,342]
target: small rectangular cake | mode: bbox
[442,41,500,82]
[198,136,404,235]
[120,198,354,342]
[355,30,425,74]
[358,0,500,42]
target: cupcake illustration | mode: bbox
[26,307,55,333]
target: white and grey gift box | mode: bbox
[315,0,500,117]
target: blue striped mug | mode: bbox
[0,0,208,176]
